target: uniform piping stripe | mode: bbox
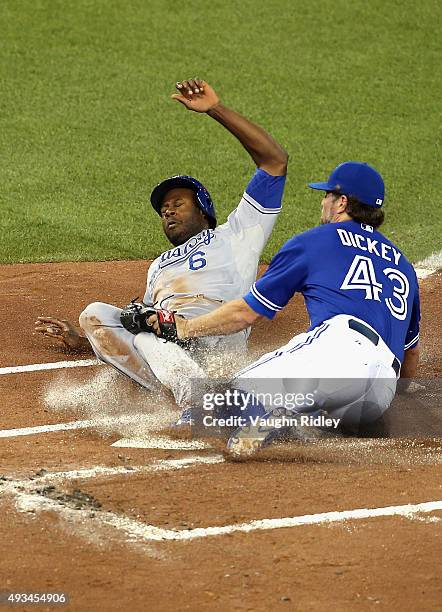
[234,324,329,378]
[250,284,283,312]
[287,323,329,353]
[243,191,270,210]
[404,334,419,350]
[243,191,282,211]
[232,351,286,378]
[242,194,281,214]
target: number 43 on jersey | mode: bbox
[341,255,409,320]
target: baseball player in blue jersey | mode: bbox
[149,161,420,455]
[35,78,288,413]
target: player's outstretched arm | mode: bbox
[172,78,288,176]
[35,316,92,353]
[147,298,261,340]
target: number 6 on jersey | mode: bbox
[189,250,207,271]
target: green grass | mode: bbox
[1,0,441,264]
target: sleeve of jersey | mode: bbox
[142,264,154,306]
[244,237,308,319]
[225,168,286,239]
[244,167,286,213]
[404,279,420,351]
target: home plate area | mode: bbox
[0,263,441,610]
[1,366,441,611]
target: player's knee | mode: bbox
[79,302,106,332]
[90,326,111,347]
[83,324,119,356]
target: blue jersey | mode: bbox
[244,220,420,362]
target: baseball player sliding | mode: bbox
[147,161,421,455]
[35,78,288,412]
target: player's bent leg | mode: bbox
[79,302,159,390]
[226,344,312,456]
[226,318,399,455]
[330,361,397,433]
[133,332,206,409]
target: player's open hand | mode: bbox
[172,78,220,113]
[34,316,87,351]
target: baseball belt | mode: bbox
[348,319,401,376]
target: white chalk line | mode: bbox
[415,269,435,279]
[0,455,224,552]
[2,470,441,542]
[22,455,224,484]
[0,415,142,438]
[415,249,442,279]
[0,358,101,375]
[419,250,442,266]
[101,500,442,542]
[0,418,211,450]
[111,436,210,450]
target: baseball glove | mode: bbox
[120,300,189,348]
[120,300,156,334]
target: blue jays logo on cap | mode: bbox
[308,161,385,208]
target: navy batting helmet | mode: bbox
[150,175,217,229]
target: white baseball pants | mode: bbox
[79,302,206,408]
[232,314,398,429]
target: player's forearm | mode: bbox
[400,346,419,379]
[180,299,260,338]
[207,103,288,176]
[75,335,93,353]
[397,346,420,393]
[62,333,93,354]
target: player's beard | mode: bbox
[164,219,208,246]
[320,208,333,225]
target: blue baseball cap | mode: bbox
[308,161,385,207]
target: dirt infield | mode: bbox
[0,261,441,611]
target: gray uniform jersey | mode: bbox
[143,168,287,354]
